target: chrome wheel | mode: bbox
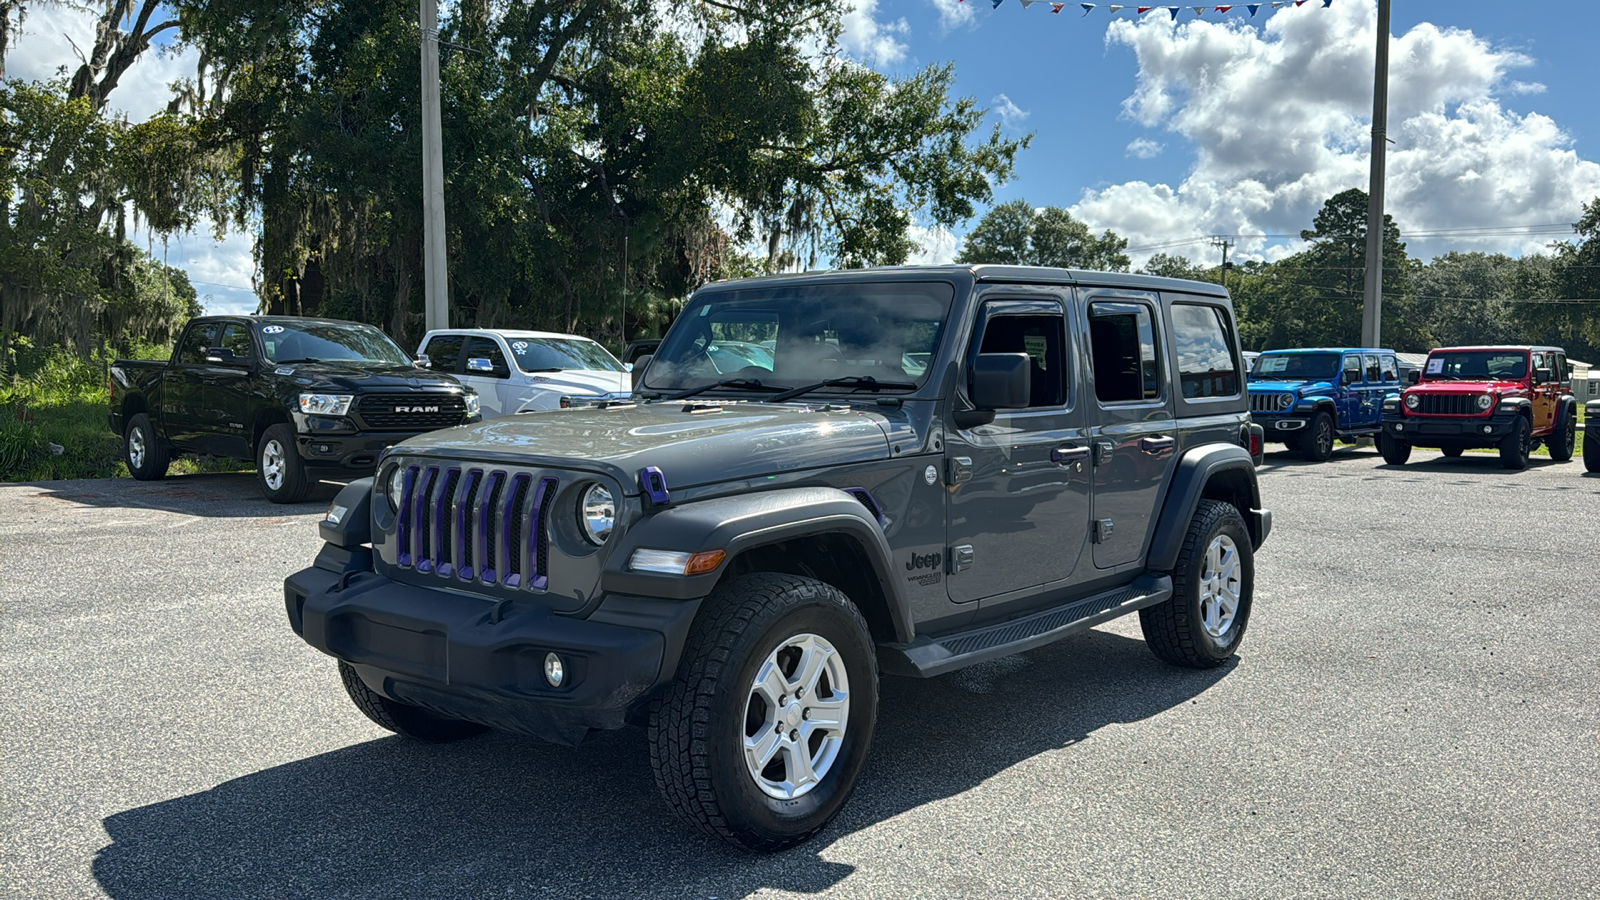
[1198,534,1242,641]
[743,632,850,801]
[127,427,146,470]
[261,438,287,491]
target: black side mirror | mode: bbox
[632,354,653,391]
[955,353,1030,428]
[1534,367,1553,384]
[1406,370,1420,386]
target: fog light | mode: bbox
[1483,425,1493,434]
[1395,423,1405,432]
[543,652,565,687]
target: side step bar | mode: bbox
[877,574,1173,678]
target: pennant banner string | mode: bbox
[968,0,1335,16]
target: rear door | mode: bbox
[462,336,517,416]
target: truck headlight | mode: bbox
[1477,394,1493,410]
[299,393,354,416]
[386,465,408,511]
[463,391,480,418]
[1404,394,1419,410]
[1278,392,1295,411]
[579,484,615,545]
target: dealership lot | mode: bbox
[2,450,1596,899]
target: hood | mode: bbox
[1407,379,1523,395]
[394,402,892,491]
[1248,379,1331,394]
[523,369,631,397]
[278,362,464,393]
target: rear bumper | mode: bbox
[1381,411,1518,446]
[285,546,700,745]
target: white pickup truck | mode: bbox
[416,328,631,418]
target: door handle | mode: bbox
[1140,435,1175,454]
[1050,445,1090,466]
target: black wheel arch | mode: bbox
[1147,444,1267,572]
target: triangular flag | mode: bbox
[1052,2,1066,12]
[1167,6,1180,19]
[1294,1,1307,6]
[1020,0,1037,5]
[1109,4,1125,10]
[1138,5,1153,11]
[1248,3,1261,14]
[1322,0,1333,6]
[1215,4,1232,12]
[1193,6,1207,15]
[1081,2,1096,14]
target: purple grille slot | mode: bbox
[455,469,482,581]
[477,471,506,584]
[639,466,670,507]
[396,465,418,567]
[433,467,459,576]
[501,474,531,588]
[414,466,440,573]
[524,476,559,591]
[845,487,884,525]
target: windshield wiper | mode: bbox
[272,357,321,365]
[768,376,917,403]
[662,378,783,401]
[524,367,565,373]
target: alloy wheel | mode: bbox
[743,633,851,801]
[128,427,145,470]
[1199,534,1242,641]
[262,439,286,490]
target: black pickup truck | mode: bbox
[109,315,480,502]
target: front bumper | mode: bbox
[1251,413,1308,439]
[1381,410,1517,446]
[285,545,700,745]
[293,418,482,470]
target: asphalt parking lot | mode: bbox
[2,448,1597,899]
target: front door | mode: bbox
[206,322,258,458]
[1086,296,1175,569]
[461,336,515,417]
[166,322,219,447]
[945,296,1090,607]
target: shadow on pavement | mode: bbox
[92,630,1231,899]
[20,472,345,517]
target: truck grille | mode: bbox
[1412,393,1480,416]
[1250,392,1293,413]
[355,393,466,430]
[394,464,559,591]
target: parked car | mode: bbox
[417,329,631,418]
[1247,348,1401,461]
[1380,345,1578,470]
[109,316,479,502]
[1587,400,1600,472]
[285,266,1270,851]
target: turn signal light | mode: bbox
[685,550,726,576]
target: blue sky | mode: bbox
[10,0,1600,314]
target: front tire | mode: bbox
[257,423,311,503]
[338,661,489,742]
[124,413,170,480]
[1300,410,1335,462]
[1499,415,1531,471]
[1548,410,1577,462]
[1140,499,1253,669]
[649,573,878,852]
[1379,432,1411,466]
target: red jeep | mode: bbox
[1379,345,1578,470]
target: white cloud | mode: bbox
[991,93,1030,131]
[906,223,958,265]
[7,5,198,122]
[928,0,977,33]
[1071,0,1600,266]
[840,0,910,68]
[1126,137,1164,158]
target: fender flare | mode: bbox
[601,486,913,642]
[1497,397,1531,414]
[1146,444,1265,573]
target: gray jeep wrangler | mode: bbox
[285,266,1271,851]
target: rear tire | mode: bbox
[1499,415,1531,471]
[1300,410,1335,462]
[649,573,878,852]
[1141,499,1253,669]
[1548,410,1577,462]
[338,661,489,742]
[1379,432,1411,466]
[257,423,311,503]
[124,413,169,480]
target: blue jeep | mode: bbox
[1248,348,1402,461]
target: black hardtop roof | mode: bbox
[694,265,1230,299]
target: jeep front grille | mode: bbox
[395,464,558,591]
[1250,393,1293,413]
[354,393,467,430]
[1413,393,1480,416]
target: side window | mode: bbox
[219,324,254,359]
[176,323,219,365]
[464,337,511,378]
[1364,354,1381,383]
[1380,356,1398,383]
[1169,303,1239,399]
[1531,351,1548,382]
[1554,354,1567,383]
[423,334,465,373]
[973,312,1067,408]
[1089,301,1160,404]
[1342,355,1363,385]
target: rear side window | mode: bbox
[974,312,1067,408]
[219,324,254,359]
[423,334,465,372]
[1089,302,1160,403]
[1169,303,1239,399]
[1380,356,1398,382]
[176,323,219,365]
[464,337,511,378]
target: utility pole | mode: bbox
[421,0,449,332]
[621,232,628,346]
[1361,0,1391,348]
[1212,237,1233,294]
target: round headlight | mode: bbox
[1477,393,1494,410]
[1404,394,1420,410]
[1278,392,1295,411]
[386,465,407,511]
[579,484,615,545]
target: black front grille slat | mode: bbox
[479,473,506,583]
[455,470,482,581]
[1416,393,1480,416]
[502,475,532,587]
[393,462,563,594]
[355,393,467,430]
[434,468,460,575]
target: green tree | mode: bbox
[956,199,1128,271]
[1506,197,1600,361]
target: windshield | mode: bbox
[1251,352,1339,381]
[1422,351,1528,381]
[259,321,411,366]
[643,282,953,395]
[509,337,625,373]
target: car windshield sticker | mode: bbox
[512,341,529,351]
[1023,334,1049,368]
[1259,356,1289,373]
[1426,358,1444,374]
[263,325,285,334]
[275,366,294,375]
